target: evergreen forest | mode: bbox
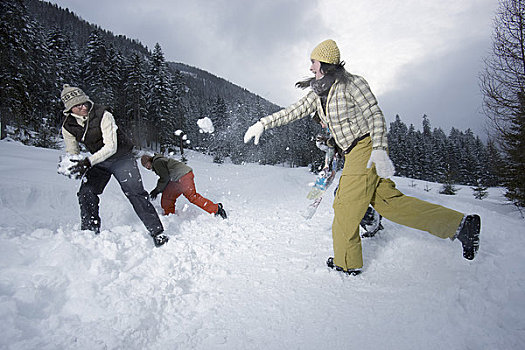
[0,0,503,190]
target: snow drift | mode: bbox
[0,140,524,349]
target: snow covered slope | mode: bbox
[1,140,524,349]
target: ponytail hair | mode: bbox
[295,61,348,89]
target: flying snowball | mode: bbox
[197,117,214,134]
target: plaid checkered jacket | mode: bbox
[260,72,389,152]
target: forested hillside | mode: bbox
[0,0,501,185]
[1,0,322,167]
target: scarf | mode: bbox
[310,75,336,112]
[310,75,336,96]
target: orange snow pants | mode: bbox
[160,171,218,215]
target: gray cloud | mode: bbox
[379,36,492,139]
[48,0,496,138]
[48,0,328,104]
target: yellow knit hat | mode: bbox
[310,39,340,64]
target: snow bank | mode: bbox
[0,140,524,349]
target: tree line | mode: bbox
[480,0,525,210]
[1,0,322,168]
[388,115,501,188]
[3,0,522,207]
[1,0,184,151]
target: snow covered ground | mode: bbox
[1,139,524,350]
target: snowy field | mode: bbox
[0,139,524,350]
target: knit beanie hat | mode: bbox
[310,39,340,64]
[61,84,91,114]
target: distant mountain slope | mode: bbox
[27,0,280,113]
[168,62,280,111]
[20,0,316,167]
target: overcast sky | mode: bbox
[47,0,499,138]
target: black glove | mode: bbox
[149,189,160,200]
[69,158,91,179]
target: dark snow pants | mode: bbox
[77,153,163,235]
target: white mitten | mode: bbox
[366,149,395,178]
[243,121,265,145]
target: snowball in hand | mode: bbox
[57,154,84,179]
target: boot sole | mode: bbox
[326,257,362,276]
[153,236,169,247]
[463,215,481,260]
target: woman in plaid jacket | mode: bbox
[244,39,481,275]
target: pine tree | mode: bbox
[420,115,438,181]
[460,129,480,186]
[472,135,490,186]
[0,0,36,139]
[446,128,463,184]
[432,127,448,183]
[33,117,60,149]
[485,139,503,187]
[123,53,147,147]
[83,30,111,105]
[170,68,187,153]
[284,116,320,167]
[209,95,228,163]
[501,91,525,207]
[147,43,175,152]
[106,44,125,112]
[28,25,57,145]
[404,124,419,178]
[45,27,81,126]
[439,173,459,195]
[387,115,409,177]
[480,0,525,208]
[230,100,253,164]
[472,179,489,200]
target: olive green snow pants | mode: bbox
[332,137,464,270]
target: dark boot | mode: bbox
[360,206,383,238]
[151,232,169,247]
[215,203,227,219]
[326,257,362,276]
[456,215,481,260]
[81,222,100,235]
